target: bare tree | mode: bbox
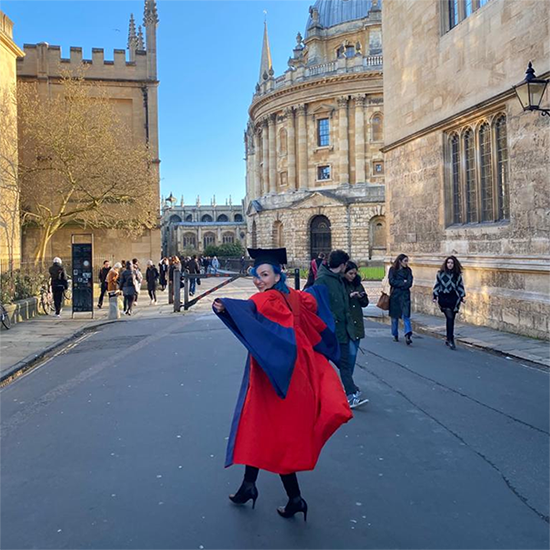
[16,71,158,265]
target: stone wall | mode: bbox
[0,11,24,270]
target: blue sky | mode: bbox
[3,0,311,204]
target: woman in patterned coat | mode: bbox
[433,256,466,350]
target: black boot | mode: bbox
[449,339,456,350]
[405,332,412,345]
[229,481,258,508]
[277,496,308,522]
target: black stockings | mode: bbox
[442,308,456,342]
[243,466,300,499]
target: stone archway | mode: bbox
[369,215,386,259]
[310,215,331,260]
[272,220,284,248]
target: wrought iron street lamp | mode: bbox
[513,62,549,116]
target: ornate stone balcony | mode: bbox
[255,54,383,98]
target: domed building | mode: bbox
[244,0,386,266]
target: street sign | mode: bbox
[72,241,93,315]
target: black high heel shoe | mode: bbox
[229,482,258,509]
[277,497,308,522]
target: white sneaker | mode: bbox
[55,314,61,318]
[348,394,369,409]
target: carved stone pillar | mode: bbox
[285,107,297,190]
[338,96,349,185]
[296,104,308,189]
[254,128,261,198]
[268,114,277,194]
[261,118,269,196]
[354,95,366,184]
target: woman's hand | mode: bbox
[350,291,361,299]
[213,299,225,313]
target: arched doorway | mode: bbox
[272,220,284,248]
[369,215,387,259]
[310,215,331,260]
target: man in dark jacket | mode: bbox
[314,250,366,408]
[97,260,111,309]
[49,257,68,318]
[188,255,200,296]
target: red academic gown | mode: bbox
[216,287,352,475]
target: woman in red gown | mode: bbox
[213,248,352,521]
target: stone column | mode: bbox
[338,96,350,185]
[261,118,269,196]
[268,114,277,194]
[254,128,261,198]
[354,95,366,184]
[285,107,297,190]
[296,104,308,189]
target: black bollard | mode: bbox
[294,268,300,290]
[173,269,181,312]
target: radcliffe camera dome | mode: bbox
[306,0,376,35]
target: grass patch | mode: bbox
[297,266,385,281]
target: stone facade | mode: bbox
[245,0,386,267]
[382,0,550,339]
[161,197,246,256]
[0,11,24,271]
[14,0,161,268]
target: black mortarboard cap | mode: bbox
[248,247,287,268]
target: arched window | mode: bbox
[185,214,193,222]
[182,233,196,249]
[251,221,258,248]
[201,214,213,223]
[309,215,331,259]
[272,221,284,248]
[450,133,462,224]
[169,214,182,224]
[337,45,355,58]
[234,214,243,222]
[495,115,509,221]
[463,128,477,223]
[203,232,216,248]
[479,122,494,222]
[371,114,383,142]
[217,214,229,222]
[222,232,235,244]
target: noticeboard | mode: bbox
[72,243,93,313]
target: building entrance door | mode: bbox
[310,215,331,259]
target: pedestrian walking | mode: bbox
[433,255,466,350]
[146,260,159,304]
[343,261,369,382]
[304,252,326,289]
[159,257,169,291]
[106,262,122,319]
[314,250,367,408]
[97,260,111,309]
[389,254,414,345]
[187,255,200,296]
[118,261,137,315]
[212,255,220,274]
[240,255,246,274]
[213,247,351,521]
[132,258,143,304]
[48,257,68,318]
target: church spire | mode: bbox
[128,13,138,61]
[137,25,145,50]
[258,20,273,83]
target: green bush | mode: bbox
[204,242,244,258]
[1,270,47,304]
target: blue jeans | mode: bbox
[391,316,412,337]
[349,339,361,377]
[189,278,196,295]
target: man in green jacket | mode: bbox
[315,250,366,408]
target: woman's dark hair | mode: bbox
[440,255,462,275]
[328,249,350,269]
[125,261,132,269]
[391,254,409,271]
[345,260,358,273]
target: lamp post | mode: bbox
[513,62,549,117]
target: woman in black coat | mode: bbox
[158,258,169,291]
[433,255,466,350]
[146,260,160,304]
[388,254,413,345]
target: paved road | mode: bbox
[1,309,548,549]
